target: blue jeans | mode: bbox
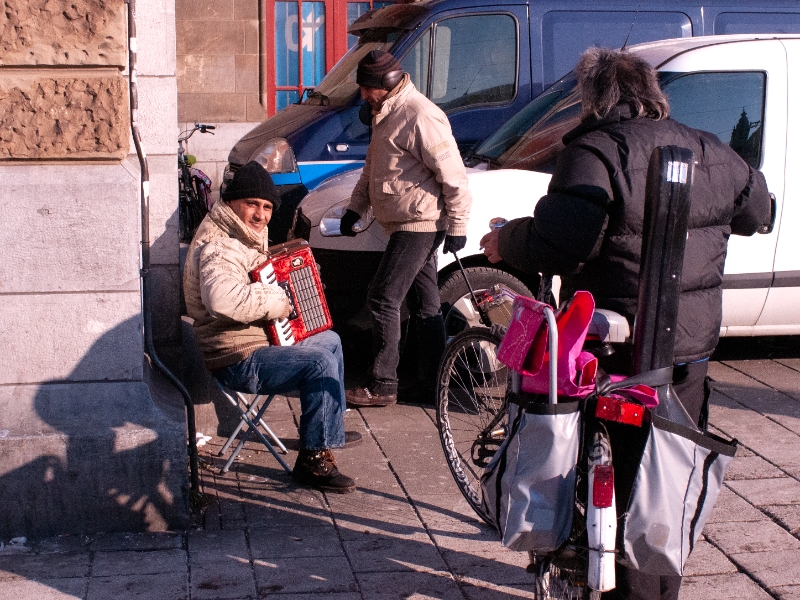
[213,329,346,451]
[367,230,446,395]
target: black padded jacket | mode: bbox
[497,104,771,363]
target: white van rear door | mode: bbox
[660,39,786,334]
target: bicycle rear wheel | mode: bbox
[437,327,508,524]
[179,188,207,243]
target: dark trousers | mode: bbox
[602,359,710,600]
[366,230,446,395]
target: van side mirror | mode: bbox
[359,102,372,127]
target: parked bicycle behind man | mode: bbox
[338,50,473,408]
[480,47,771,600]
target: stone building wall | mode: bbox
[175,0,267,205]
[0,0,188,537]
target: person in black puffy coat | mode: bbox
[481,47,771,600]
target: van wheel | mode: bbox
[439,267,533,338]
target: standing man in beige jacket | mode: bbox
[340,50,472,407]
[183,161,360,493]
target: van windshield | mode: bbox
[303,31,403,107]
[466,73,577,166]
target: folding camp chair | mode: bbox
[213,379,292,474]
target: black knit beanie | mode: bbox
[221,161,281,210]
[356,50,402,90]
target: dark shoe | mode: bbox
[345,387,397,407]
[344,431,364,447]
[292,449,356,494]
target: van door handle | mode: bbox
[758,193,777,234]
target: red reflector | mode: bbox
[596,396,644,426]
[593,465,614,508]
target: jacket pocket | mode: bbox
[382,178,417,196]
[374,178,427,222]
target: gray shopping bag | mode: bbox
[481,396,581,552]
[620,415,736,575]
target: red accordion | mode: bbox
[249,240,333,346]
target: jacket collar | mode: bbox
[373,74,413,125]
[563,104,637,145]
[209,200,268,252]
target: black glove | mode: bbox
[339,209,360,237]
[443,234,467,254]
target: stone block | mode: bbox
[0,294,143,384]
[0,0,127,67]
[92,549,186,576]
[136,0,177,77]
[177,55,236,93]
[732,549,800,588]
[253,556,357,595]
[0,70,129,160]
[0,578,88,599]
[136,76,179,155]
[88,572,189,600]
[728,477,800,506]
[147,154,181,266]
[235,55,259,93]
[177,21,244,56]
[179,93,247,123]
[234,0,259,21]
[704,520,800,554]
[0,380,188,538]
[0,163,140,294]
[246,93,267,122]
[678,573,774,600]
[176,0,234,21]
[244,18,261,55]
[180,122,254,163]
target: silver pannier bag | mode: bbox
[619,414,737,575]
[480,394,581,552]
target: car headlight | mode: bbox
[319,200,374,236]
[256,138,297,174]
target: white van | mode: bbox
[292,34,800,339]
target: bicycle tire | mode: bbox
[436,327,509,525]
[179,186,207,243]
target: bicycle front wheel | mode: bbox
[437,327,509,524]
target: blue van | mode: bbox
[225,0,800,242]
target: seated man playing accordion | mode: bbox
[182,161,359,494]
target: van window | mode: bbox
[542,11,692,84]
[306,33,400,106]
[715,12,800,34]
[662,71,766,168]
[400,28,431,95]
[428,14,517,112]
[347,3,394,48]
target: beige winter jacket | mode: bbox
[183,200,290,371]
[347,75,471,235]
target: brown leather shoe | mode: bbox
[346,387,397,407]
[292,449,356,494]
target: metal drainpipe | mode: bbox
[125,0,200,498]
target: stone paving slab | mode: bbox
[4,350,800,599]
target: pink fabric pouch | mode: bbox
[497,291,598,398]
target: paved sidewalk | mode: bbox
[3,346,800,599]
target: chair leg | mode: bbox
[243,393,288,453]
[213,381,293,474]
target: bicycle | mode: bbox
[436,268,630,600]
[178,122,215,243]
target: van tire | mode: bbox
[439,267,533,337]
